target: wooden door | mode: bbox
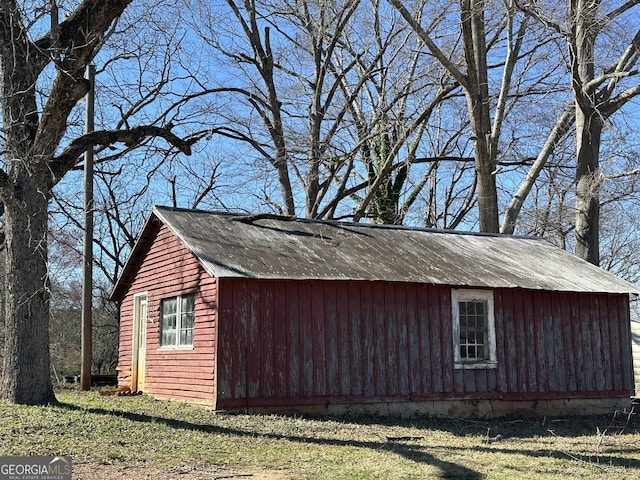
[132,294,148,392]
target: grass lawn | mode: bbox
[0,389,639,479]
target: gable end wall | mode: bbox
[117,221,218,406]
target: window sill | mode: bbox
[454,361,498,370]
[157,345,194,351]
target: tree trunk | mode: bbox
[571,0,601,265]
[461,0,499,233]
[471,130,499,233]
[574,109,602,265]
[1,178,56,404]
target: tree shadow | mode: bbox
[58,400,640,476]
[58,401,481,479]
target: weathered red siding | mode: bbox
[117,221,218,406]
[216,278,634,409]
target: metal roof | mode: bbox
[109,205,639,297]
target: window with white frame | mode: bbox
[451,289,497,369]
[160,294,195,348]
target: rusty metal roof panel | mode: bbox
[151,206,640,295]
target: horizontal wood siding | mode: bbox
[117,221,218,406]
[216,279,634,409]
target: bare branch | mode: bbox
[501,106,575,234]
[49,126,194,185]
[386,0,468,89]
[606,168,640,180]
[603,0,640,23]
[512,0,567,36]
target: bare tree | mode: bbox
[388,0,535,232]
[0,0,192,405]
[186,0,480,224]
[513,0,640,265]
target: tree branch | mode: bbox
[49,126,194,185]
[33,0,132,72]
[386,0,469,89]
[512,0,567,36]
[501,106,575,234]
[601,84,640,115]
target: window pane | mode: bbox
[180,328,194,346]
[458,299,489,361]
[162,329,176,346]
[161,295,195,347]
[177,295,195,346]
[179,315,195,346]
[181,295,195,314]
[162,298,177,315]
[161,298,178,346]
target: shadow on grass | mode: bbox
[58,400,640,476]
[58,401,481,479]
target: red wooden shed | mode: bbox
[111,206,639,417]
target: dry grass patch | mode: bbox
[0,390,638,479]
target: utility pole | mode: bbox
[80,64,95,391]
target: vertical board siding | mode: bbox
[216,280,633,408]
[117,222,217,406]
[618,296,634,391]
[630,305,640,395]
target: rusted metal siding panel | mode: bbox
[310,284,326,396]
[116,222,218,406]
[337,285,351,395]
[559,295,577,392]
[630,302,640,395]
[406,284,420,395]
[597,295,612,392]
[499,290,517,393]
[285,281,301,398]
[360,283,375,397]
[274,283,288,398]
[617,296,634,391]
[605,295,626,390]
[516,290,538,392]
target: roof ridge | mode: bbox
[153,205,544,241]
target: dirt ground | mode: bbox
[72,462,294,480]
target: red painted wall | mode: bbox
[116,222,633,411]
[216,278,634,409]
[117,221,218,406]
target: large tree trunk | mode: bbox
[471,126,499,233]
[0,0,54,404]
[1,179,56,404]
[461,0,499,233]
[0,0,156,405]
[571,0,601,265]
[574,109,602,265]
